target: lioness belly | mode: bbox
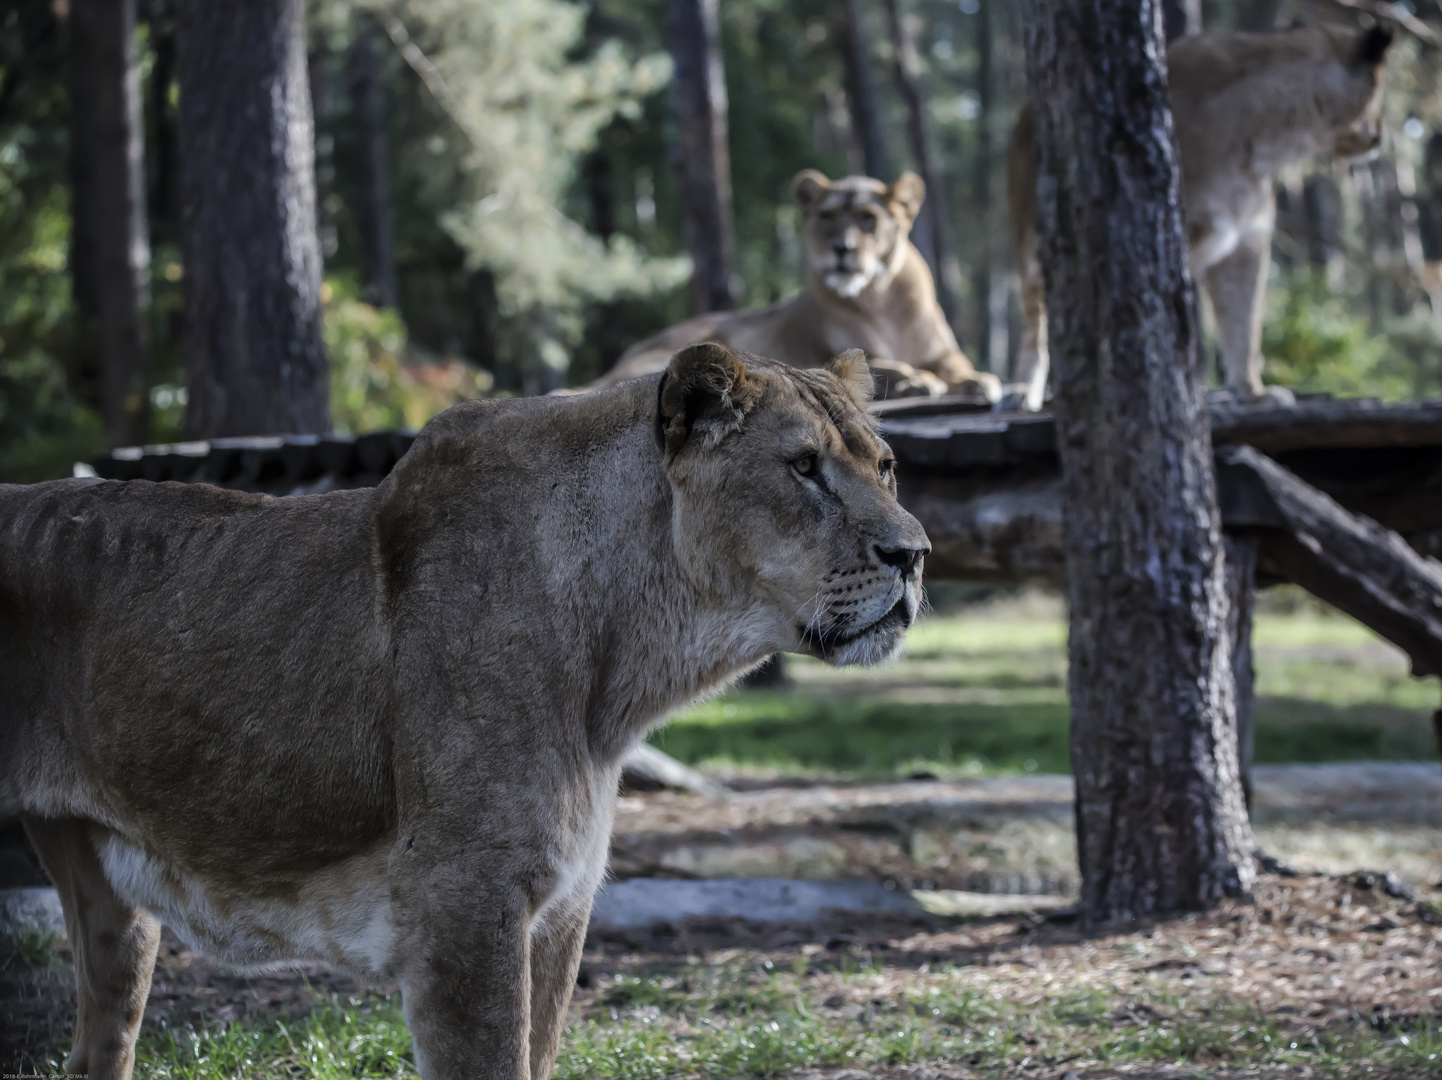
[98,831,399,976]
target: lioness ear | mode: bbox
[887,172,926,226]
[793,170,832,216]
[1353,23,1393,66]
[659,342,760,455]
[827,349,874,409]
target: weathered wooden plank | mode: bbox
[1221,445,1442,678]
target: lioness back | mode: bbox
[0,479,396,887]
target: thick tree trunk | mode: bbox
[1019,0,1253,924]
[178,0,329,438]
[350,17,397,309]
[666,0,735,314]
[66,0,101,412]
[838,0,890,181]
[1224,533,1257,811]
[72,0,151,447]
[881,0,956,324]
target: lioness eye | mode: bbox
[859,214,877,232]
[793,454,819,479]
[879,458,895,479]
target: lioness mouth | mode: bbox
[800,595,910,654]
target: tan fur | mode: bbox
[1007,23,1392,410]
[597,171,1001,402]
[0,346,928,1080]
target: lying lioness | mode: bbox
[1007,22,1393,410]
[597,170,1001,401]
[0,345,927,1080]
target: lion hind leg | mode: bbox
[527,898,591,1080]
[23,817,161,1080]
[1003,240,1048,412]
[1204,230,1293,406]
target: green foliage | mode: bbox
[1261,274,1393,399]
[651,610,1440,778]
[323,276,492,434]
[128,969,1442,1079]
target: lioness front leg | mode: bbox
[395,882,533,1080]
[527,898,592,1080]
[1203,231,1294,407]
[24,818,161,1080]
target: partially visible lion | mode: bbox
[1,345,928,1080]
[1006,22,1393,411]
[596,170,1002,401]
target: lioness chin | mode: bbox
[0,345,928,1080]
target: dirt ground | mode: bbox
[6,766,1441,1077]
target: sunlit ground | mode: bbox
[651,590,1440,777]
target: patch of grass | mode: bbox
[649,608,1441,777]
[129,965,1442,1079]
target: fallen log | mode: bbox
[1220,445,1442,678]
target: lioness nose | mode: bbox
[875,542,926,577]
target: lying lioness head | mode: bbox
[660,344,927,664]
[793,170,925,300]
[1,345,927,1080]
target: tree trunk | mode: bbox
[349,17,397,309]
[1160,0,1200,41]
[73,0,151,447]
[1019,0,1253,925]
[147,0,179,247]
[974,0,1001,372]
[881,0,956,325]
[666,0,735,314]
[838,0,890,181]
[178,0,329,438]
[1224,533,1257,812]
[66,0,101,412]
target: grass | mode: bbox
[120,959,1441,1079]
[649,598,1442,778]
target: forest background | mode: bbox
[3,0,1442,483]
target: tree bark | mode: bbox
[72,0,151,447]
[66,0,101,412]
[1019,0,1253,924]
[666,0,735,314]
[349,17,397,309]
[178,0,329,438]
[838,0,891,181]
[881,0,956,325]
[1223,533,1257,811]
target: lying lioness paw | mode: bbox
[0,345,927,1080]
[594,170,1001,403]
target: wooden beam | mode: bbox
[1221,445,1442,678]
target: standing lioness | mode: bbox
[0,345,927,1080]
[1007,22,1393,410]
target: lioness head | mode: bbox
[659,343,928,666]
[1328,23,1393,159]
[793,170,925,299]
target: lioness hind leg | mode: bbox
[528,899,591,1080]
[1003,238,1048,412]
[23,818,161,1080]
[1203,231,1293,406]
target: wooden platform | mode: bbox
[87,394,1442,587]
[876,396,1442,582]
